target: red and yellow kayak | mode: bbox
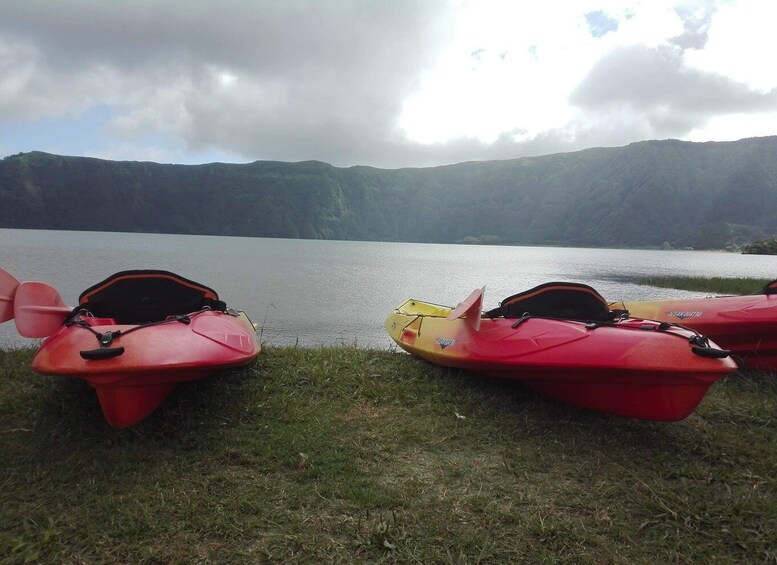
[14,270,260,427]
[386,284,736,421]
[611,280,777,371]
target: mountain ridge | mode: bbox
[2,136,777,249]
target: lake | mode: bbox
[2,228,777,350]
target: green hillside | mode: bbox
[2,137,777,249]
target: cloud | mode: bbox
[669,2,717,49]
[547,0,777,157]
[683,0,777,91]
[571,44,777,135]
[1,0,776,168]
[0,0,454,166]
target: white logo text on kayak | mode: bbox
[668,311,702,320]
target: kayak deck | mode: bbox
[615,293,777,371]
[386,297,737,421]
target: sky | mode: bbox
[1,0,777,169]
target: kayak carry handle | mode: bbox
[80,347,125,360]
[691,346,731,359]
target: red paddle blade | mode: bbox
[0,268,20,324]
[14,281,72,338]
[446,287,484,331]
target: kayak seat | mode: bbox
[77,270,225,325]
[761,279,777,295]
[485,282,611,322]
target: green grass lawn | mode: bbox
[2,345,776,563]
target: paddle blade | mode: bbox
[0,268,20,324]
[446,287,485,331]
[14,281,72,338]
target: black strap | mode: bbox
[511,315,730,359]
[73,309,211,359]
[510,313,532,328]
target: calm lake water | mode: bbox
[2,228,777,350]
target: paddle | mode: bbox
[0,268,20,324]
[446,287,485,331]
[14,281,73,338]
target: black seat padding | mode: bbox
[78,270,222,325]
[486,281,611,322]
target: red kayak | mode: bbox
[386,283,737,421]
[3,269,260,427]
[612,279,777,371]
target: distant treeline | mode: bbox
[742,237,777,255]
[2,136,777,249]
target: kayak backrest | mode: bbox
[485,281,611,322]
[762,279,777,295]
[78,270,224,324]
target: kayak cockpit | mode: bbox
[485,282,616,322]
[76,270,227,324]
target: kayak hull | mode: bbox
[386,298,736,421]
[31,310,260,427]
[613,294,777,371]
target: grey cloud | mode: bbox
[1,1,775,169]
[0,1,444,73]
[669,2,723,50]
[570,44,777,138]
[0,0,455,167]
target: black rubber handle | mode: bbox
[692,346,731,359]
[80,347,125,360]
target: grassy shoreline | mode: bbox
[634,276,771,295]
[2,345,776,563]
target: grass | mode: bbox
[634,276,771,295]
[1,345,777,563]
